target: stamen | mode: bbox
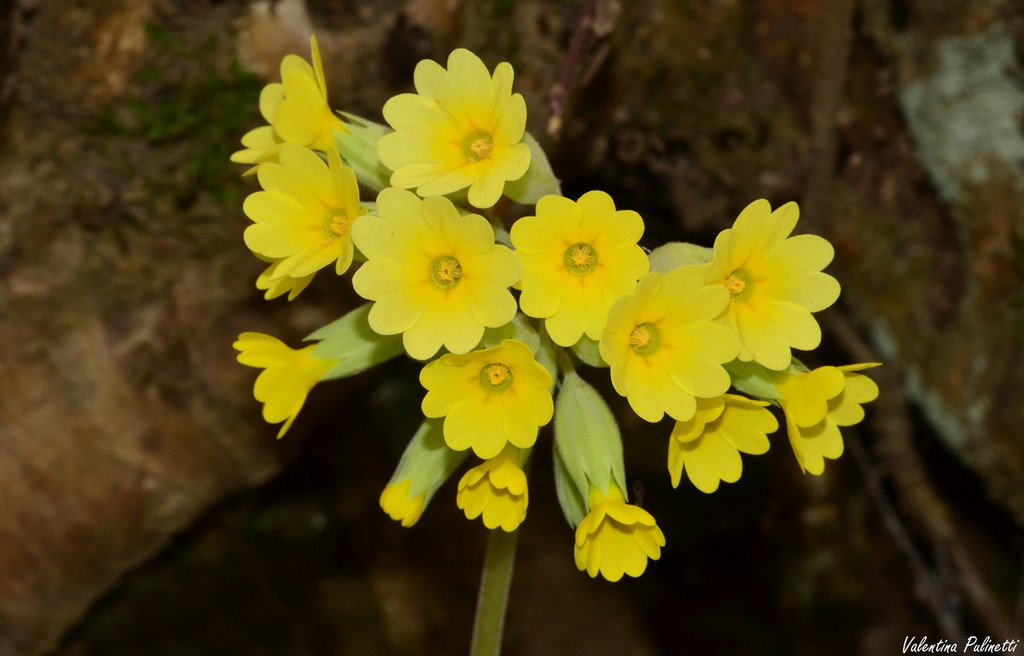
[629,322,660,355]
[429,255,463,289]
[328,211,349,237]
[724,269,753,300]
[469,138,493,161]
[630,325,651,350]
[563,242,599,275]
[437,259,462,284]
[569,245,594,268]
[485,363,510,386]
[724,273,745,295]
[480,362,514,391]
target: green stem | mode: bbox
[469,527,519,656]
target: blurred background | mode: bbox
[1,0,1022,654]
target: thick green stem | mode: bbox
[469,527,519,656]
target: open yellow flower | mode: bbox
[457,446,529,531]
[352,188,519,360]
[773,363,880,474]
[243,145,365,282]
[668,394,777,493]
[510,190,648,346]
[420,339,553,459]
[232,35,346,166]
[599,266,738,423]
[377,48,530,209]
[233,332,338,438]
[574,481,665,582]
[379,480,425,527]
[704,200,840,371]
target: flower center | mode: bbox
[563,243,598,275]
[479,363,513,392]
[327,209,349,237]
[629,322,660,356]
[469,138,493,161]
[429,255,463,289]
[725,269,753,301]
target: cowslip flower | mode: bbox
[231,35,345,166]
[233,332,339,438]
[668,394,777,493]
[379,480,425,527]
[377,48,530,209]
[243,145,365,282]
[456,446,529,531]
[599,266,739,423]
[574,481,665,582]
[420,339,553,459]
[351,188,519,360]
[704,199,840,371]
[773,363,880,474]
[510,190,648,347]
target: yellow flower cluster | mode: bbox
[231,37,879,584]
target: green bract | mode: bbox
[553,372,627,519]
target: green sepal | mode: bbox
[725,359,783,401]
[308,303,404,380]
[390,418,468,504]
[553,372,627,506]
[570,335,607,368]
[553,445,587,528]
[333,112,392,192]
[648,242,713,273]
[480,313,540,354]
[504,131,561,204]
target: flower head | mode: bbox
[510,191,648,346]
[704,200,840,371]
[574,481,665,582]
[243,145,365,282]
[457,446,529,531]
[377,49,531,208]
[232,35,346,166]
[668,394,777,493]
[420,339,553,459]
[773,363,880,474]
[380,480,425,527]
[351,188,520,360]
[233,332,338,438]
[599,266,739,422]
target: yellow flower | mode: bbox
[420,339,553,459]
[668,394,777,493]
[379,480,425,527]
[351,188,520,360]
[377,48,531,209]
[704,200,840,371]
[599,266,738,423]
[231,35,345,166]
[773,363,880,474]
[574,482,665,582]
[233,332,338,438]
[254,257,314,301]
[243,145,365,282]
[509,191,649,347]
[456,446,529,531]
